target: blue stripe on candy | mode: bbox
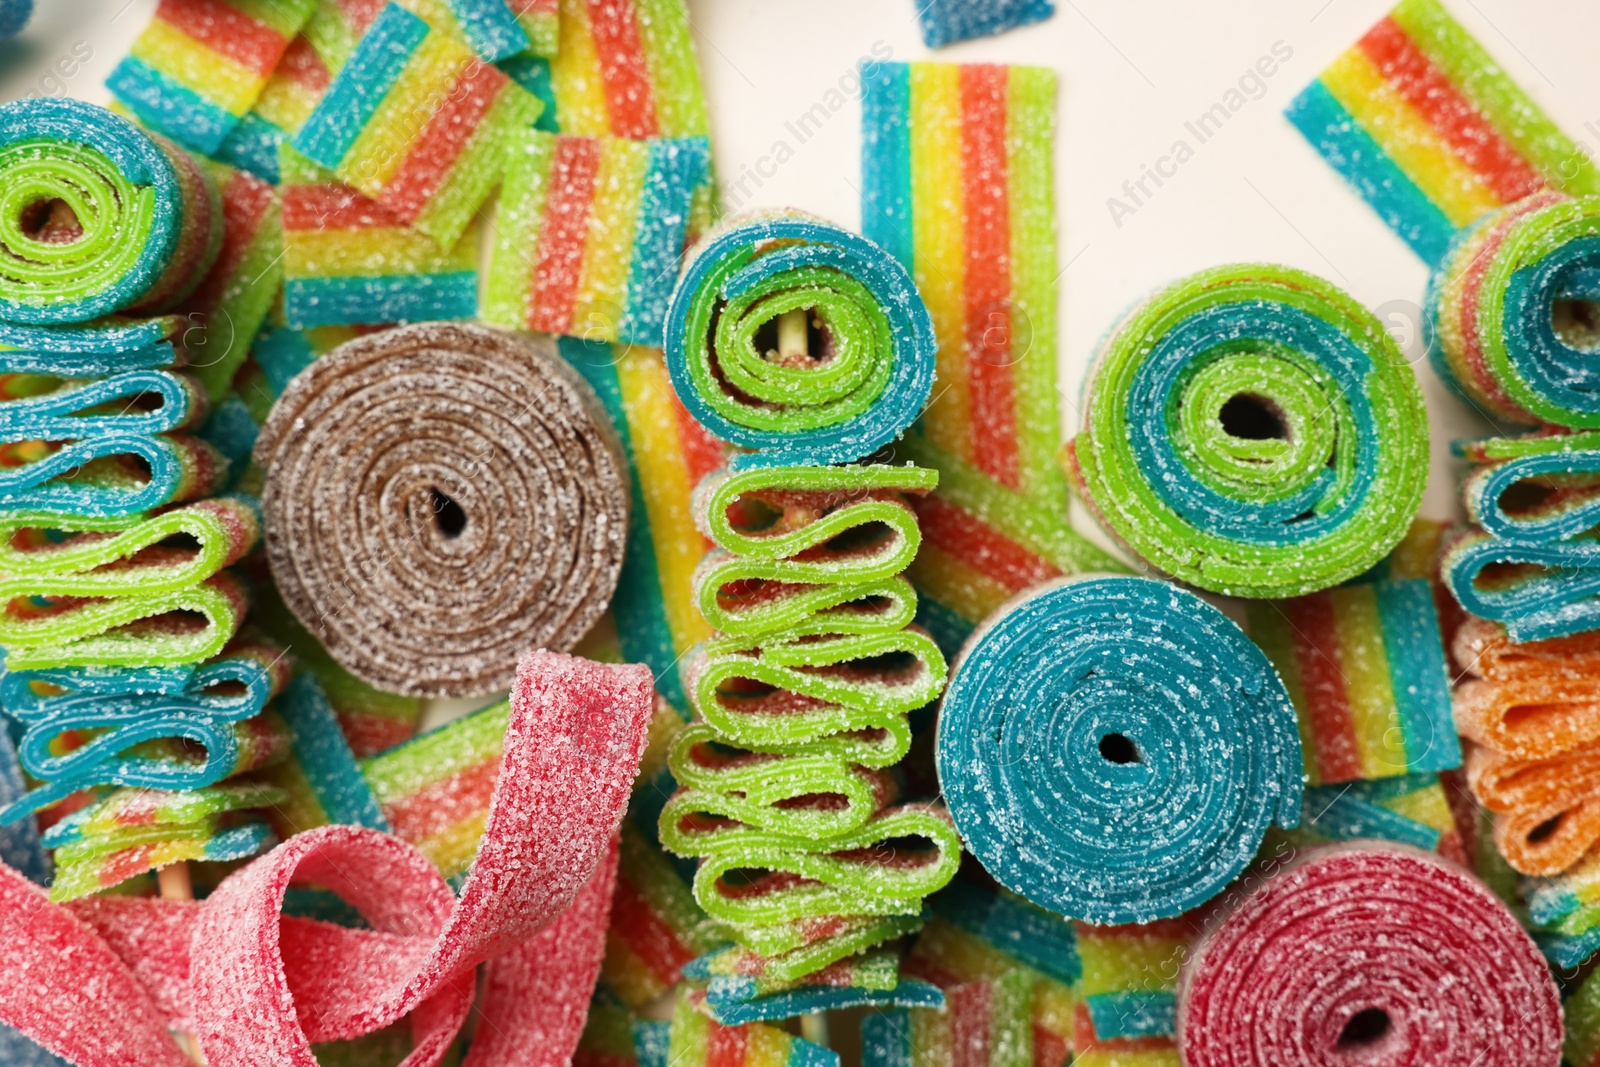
[1285,81,1456,265]
[0,342,175,376]
[1302,780,1442,851]
[1536,926,1600,971]
[216,111,285,184]
[558,336,689,714]
[447,0,531,63]
[619,137,710,348]
[860,1009,915,1067]
[860,61,914,273]
[283,272,478,329]
[631,1020,671,1067]
[1374,580,1459,774]
[0,433,191,516]
[497,53,559,132]
[917,0,1055,48]
[914,595,973,659]
[252,326,319,397]
[294,4,429,170]
[106,56,237,156]
[1085,992,1178,1040]
[708,977,944,1027]
[931,877,1080,985]
[277,673,388,831]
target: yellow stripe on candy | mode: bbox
[1328,586,1408,778]
[574,139,648,339]
[132,19,266,117]
[1385,777,1454,834]
[1320,49,1500,229]
[912,921,1015,980]
[909,62,970,458]
[413,811,489,877]
[746,1025,789,1067]
[344,30,466,189]
[913,1011,953,1067]
[285,227,449,276]
[1077,931,1187,997]
[907,543,1013,625]
[552,0,611,134]
[616,347,714,659]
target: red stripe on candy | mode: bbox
[607,875,695,983]
[277,35,332,93]
[381,60,506,225]
[157,0,287,77]
[671,390,727,487]
[1284,594,1364,783]
[960,64,1020,491]
[283,183,404,231]
[585,0,661,138]
[380,755,503,845]
[949,981,994,1067]
[1071,1003,1176,1054]
[915,494,1060,592]
[1358,18,1547,204]
[1033,1024,1071,1067]
[529,136,603,332]
[707,1019,749,1067]
[186,170,275,313]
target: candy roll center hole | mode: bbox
[1218,394,1288,441]
[1528,813,1563,844]
[1335,1007,1391,1051]
[1098,732,1141,765]
[18,198,83,244]
[1552,297,1600,354]
[430,488,467,539]
[756,307,827,367]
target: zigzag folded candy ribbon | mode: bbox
[1064,264,1430,598]
[254,323,628,697]
[0,650,653,1067]
[279,144,479,328]
[292,2,543,247]
[1177,846,1562,1067]
[483,131,708,347]
[861,60,1121,651]
[0,98,224,325]
[1244,579,1459,785]
[1289,0,1600,428]
[1443,430,1600,640]
[686,947,944,1026]
[936,576,1304,925]
[663,211,938,469]
[107,0,319,157]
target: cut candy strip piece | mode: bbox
[861,972,1035,1067]
[667,989,839,1067]
[915,0,1054,48]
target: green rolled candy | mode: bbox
[1065,264,1428,598]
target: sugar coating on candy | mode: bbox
[1177,845,1562,1067]
[664,211,938,468]
[107,0,318,156]
[254,323,629,697]
[1245,579,1459,785]
[292,3,544,248]
[1443,430,1600,640]
[667,988,840,1067]
[0,99,225,325]
[1064,264,1430,598]
[280,144,479,328]
[937,575,1304,925]
[1070,910,1204,1060]
[1287,0,1600,264]
[1286,773,1468,864]
[483,131,708,347]
[915,0,1054,48]
[556,338,724,713]
[861,971,1034,1067]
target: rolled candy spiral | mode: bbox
[664,210,937,467]
[255,323,629,697]
[1178,845,1563,1067]
[0,98,222,324]
[1428,192,1600,427]
[936,575,1303,925]
[1065,264,1428,598]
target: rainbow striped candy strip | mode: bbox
[484,132,708,347]
[404,0,554,62]
[558,338,722,713]
[549,0,709,139]
[108,0,319,156]
[1288,773,1467,864]
[863,970,1036,1067]
[216,32,334,183]
[293,2,544,247]
[1245,580,1459,786]
[1069,913,1203,1066]
[667,990,839,1067]
[1288,0,1600,430]
[0,637,288,819]
[688,914,925,990]
[41,782,285,902]
[695,949,945,1026]
[280,144,479,328]
[860,61,1122,651]
[916,0,1054,48]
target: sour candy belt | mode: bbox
[915,1,1054,48]
[0,98,224,325]
[1288,0,1600,429]
[1245,579,1458,785]
[254,322,628,697]
[689,947,943,1026]
[861,61,1121,649]
[663,211,937,468]
[483,131,708,347]
[548,0,709,140]
[936,575,1303,924]
[1064,263,1429,598]
[108,0,319,157]
[1177,845,1562,1067]
[292,2,544,247]
[667,989,838,1067]
[861,970,1035,1067]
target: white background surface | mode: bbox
[20,0,1600,523]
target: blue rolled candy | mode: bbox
[0,656,277,822]
[663,212,936,468]
[935,575,1303,925]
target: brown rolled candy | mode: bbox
[254,322,628,697]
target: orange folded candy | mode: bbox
[1452,617,1600,761]
[1467,743,1600,876]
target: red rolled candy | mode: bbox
[0,650,652,1067]
[1178,845,1560,1067]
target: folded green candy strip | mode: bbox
[1066,264,1428,598]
